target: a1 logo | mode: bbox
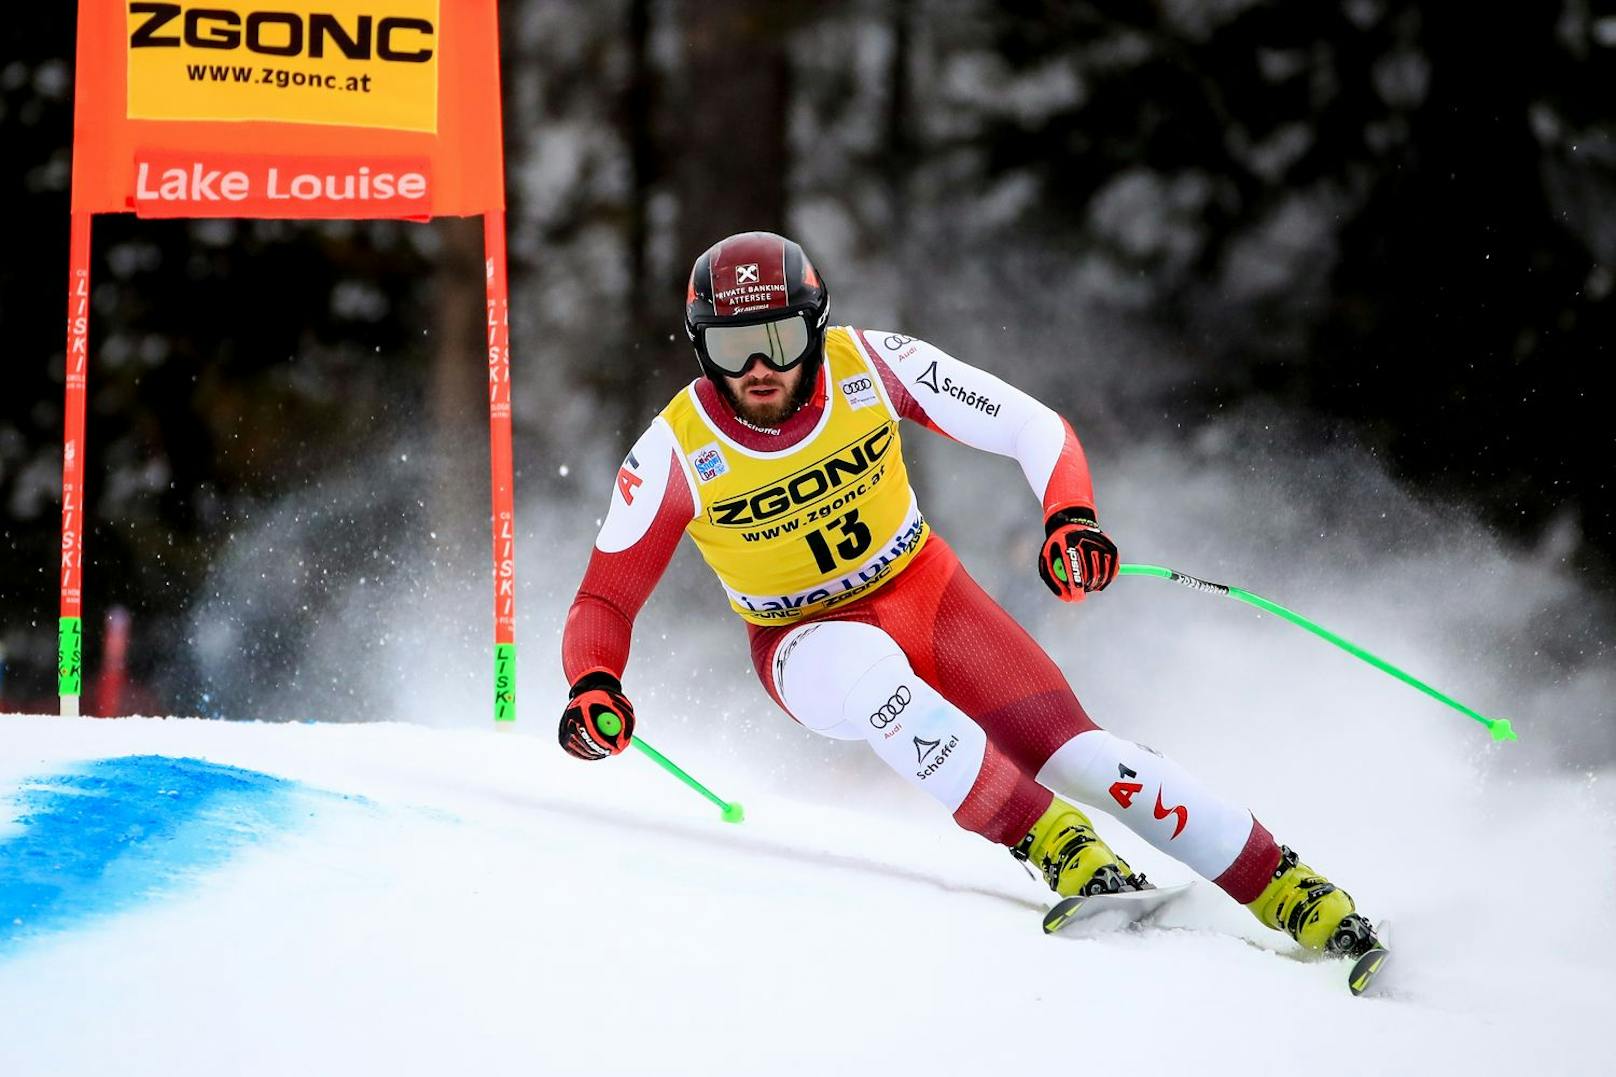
[1109,762,1143,809]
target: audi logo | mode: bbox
[868,685,912,728]
[842,377,873,394]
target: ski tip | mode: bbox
[1042,896,1084,935]
[1348,946,1390,997]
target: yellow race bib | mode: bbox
[662,327,929,625]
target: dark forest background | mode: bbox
[3,1,1613,716]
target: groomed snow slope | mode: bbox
[0,715,1608,1076]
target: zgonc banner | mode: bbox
[73,0,504,218]
[61,0,517,722]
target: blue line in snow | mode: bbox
[0,755,301,952]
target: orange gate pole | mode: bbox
[484,210,516,724]
[59,212,93,718]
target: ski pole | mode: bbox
[1117,563,1517,743]
[632,737,746,823]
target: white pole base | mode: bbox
[59,694,79,718]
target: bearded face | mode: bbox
[719,358,811,427]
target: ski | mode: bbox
[1046,892,1393,998]
[1042,882,1195,936]
[1346,921,1391,997]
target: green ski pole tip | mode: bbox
[1489,718,1517,743]
[721,802,746,824]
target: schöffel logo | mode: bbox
[868,685,911,730]
[916,360,941,393]
[912,359,1000,416]
[125,1,441,132]
[913,734,959,779]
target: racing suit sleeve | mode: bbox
[852,329,1097,517]
[561,418,697,683]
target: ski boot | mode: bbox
[1247,846,1379,957]
[1012,797,1146,897]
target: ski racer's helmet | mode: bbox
[685,231,831,388]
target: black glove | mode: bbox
[559,671,636,761]
[1038,507,1119,602]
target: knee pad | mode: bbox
[771,621,906,740]
[771,620,986,811]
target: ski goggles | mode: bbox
[695,311,816,375]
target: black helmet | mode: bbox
[684,231,831,384]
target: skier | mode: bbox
[559,230,1380,959]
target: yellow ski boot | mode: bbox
[1248,846,1379,957]
[1012,797,1144,897]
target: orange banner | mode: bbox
[132,148,432,217]
[125,0,441,132]
[74,0,504,219]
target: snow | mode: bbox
[1,714,1610,1076]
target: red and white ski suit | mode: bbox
[563,329,1282,904]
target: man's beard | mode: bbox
[721,367,814,428]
